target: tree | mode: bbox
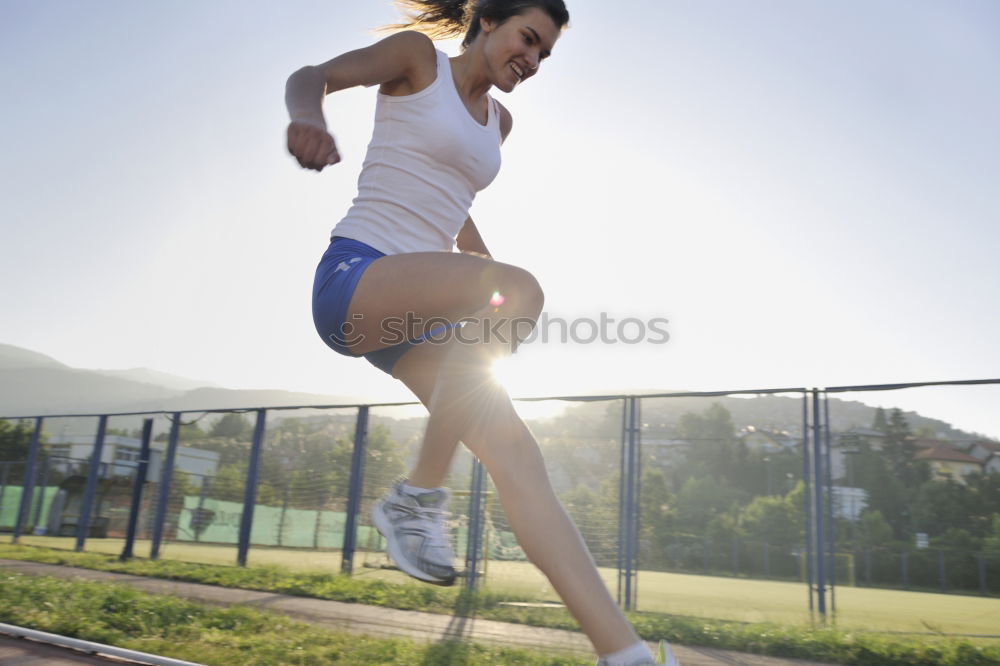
[983,514,1000,554]
[0,419,34,464]
[913,479,977,537]
[153,420,208,442]
[677,403,744,481]
[966,472,1000,527]
[871,407,888,432]
[882,408,929,489]
[848,443,908,538]
[639,467,675,560]
[360,424,407,491]
[857,510,894,548]
[209,413,254,440]
[674,475,747,532]
[561,476,619,564]
[932,527,978,551]
[740,487,803,547]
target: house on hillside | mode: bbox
[643,438,690,468]
[840,427,888,450]
[912,437,956,450]
[741,427,797,453]
[968,440,1000,462]
[984,454,1000,475]
[915,446,983,484]
[45,434,219,484]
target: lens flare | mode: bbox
[490,357,512,388]
[490,291,506,307]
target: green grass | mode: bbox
[0,572,588,665]
[17,535,1000,635]
[4,542,1000,665]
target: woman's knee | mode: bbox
[495,264,544,321]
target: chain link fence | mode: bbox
[4,380,1000,620]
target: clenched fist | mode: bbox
[287,121,340,171]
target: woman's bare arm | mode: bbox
[456,217,492,258]
[285,31,435,171]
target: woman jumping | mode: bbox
[286,1,675,664]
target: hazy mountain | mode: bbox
[546,393,985,442]
[0,367,182,417]
[123,387,363,413]
[93,367,220,392]
[0,343,68,370]
[0,345,361,426]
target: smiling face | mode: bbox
[479,7,561,93]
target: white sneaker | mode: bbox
[595,641,679,666]
[372,481,457,586]
[657,640,679,666]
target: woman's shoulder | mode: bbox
[379,30,439,68]
[375,31,439,96]
[381,29,435,52]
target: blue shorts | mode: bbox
[311,237,458,376]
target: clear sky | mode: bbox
[2,1,999,436]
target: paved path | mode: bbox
[0,633,148,665]
[0,559,838,666]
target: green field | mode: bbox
[15,535,1000,639]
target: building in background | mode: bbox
[915,446,983,484]
[44,434,219,484]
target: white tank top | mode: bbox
[331,49,503,254]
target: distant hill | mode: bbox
[124,387,365,413]
[92,367,220,392]
[0,345,362,433]
[0,343,68,370]
[547,393,985,442]
[0,366,181,416]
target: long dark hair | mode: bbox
[387,0,569,49]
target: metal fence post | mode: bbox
[12,417,43,543]
[150,414,181,560]
[616,398,627,606]
[633,397,643,609]
[0,463,7,520]
[341,405,369,574]
[237,409,267,567]
[195,478,209,542]
[623,396,634,610]
[120,418,153,561]
[619,396,639,611]
[811,390,827,617]
[823,393,836,614]
[465,457,485,589]
[32,455,50,532]
[801,392,814,611]
[278,484,290,547]
[75,415,108,552]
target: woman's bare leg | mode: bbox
[393,340,642,656]
[338,252,643,655]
